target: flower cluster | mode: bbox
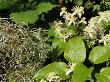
[84,10,110,42]
[60,6,86,26]
[54,21,72,42]
[98,10,110,22]
[84,16,103,39]
[99,34,110,45]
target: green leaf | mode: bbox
[52,37,66,55]
[72,63,93,82]
[48,27,56,37]
[93,4,101,11]
[95,67,110,82]
[66,25,77,35]
[36,2,56,14]
[64,36,86,63]
[0,0,17,10]
[9,79,14,82]
[33,62,68,80]
[89,43,110,64]
[73,0,83,5]
[10,2,56,25]
[10,9,39,25]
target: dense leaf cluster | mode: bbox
[0,0,110,82]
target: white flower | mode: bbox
[72,6,84,18]
[66,63,76,75]
[84,15,106,39]
[54,21,63,28]
[46,72,61,82]
[79,17,87,24]
[60,7,67,16]
[54,21,72,42]
[68,16,76,26]
[98,11,110,22]
[63,13,72,20]
[99,34,110,45]
[84,26,97,39]
[66,69,73,75]
[63,13,76,26]
[84,26,91,33]
[60,6,85,26]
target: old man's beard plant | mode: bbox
[33,5,110,82]
[84,10,110,45]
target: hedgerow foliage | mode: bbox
[0,0,110,82]
[0,20,50,81]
